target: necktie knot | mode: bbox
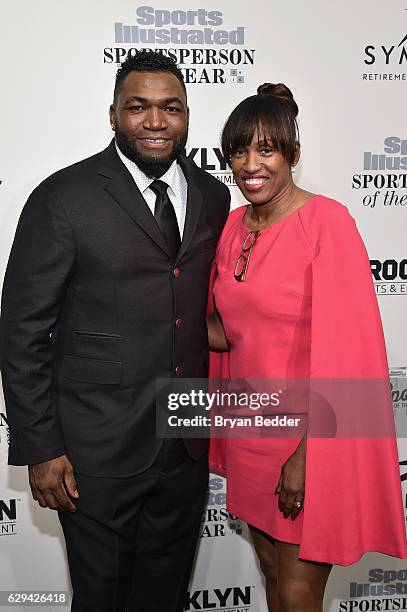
[150,180,168,197]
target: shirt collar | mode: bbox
[115,141,181,198]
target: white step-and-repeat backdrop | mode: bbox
[1,1,406,610]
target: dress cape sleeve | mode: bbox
[300,200,407,564]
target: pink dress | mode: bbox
[209,195,407,565]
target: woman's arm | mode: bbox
[275,435,306,520]
[207,305,229,352]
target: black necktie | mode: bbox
[150,180,181,260]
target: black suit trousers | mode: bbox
[59,440,208,612]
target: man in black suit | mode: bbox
[0,50,230,612]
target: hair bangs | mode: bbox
[221,95,298,167]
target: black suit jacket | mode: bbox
[0,140,230,476]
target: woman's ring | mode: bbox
[294,501,302,509]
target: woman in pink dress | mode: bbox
[207,83,407,611]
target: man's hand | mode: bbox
[28,455,79,512]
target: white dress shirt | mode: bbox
[115,142,188,237]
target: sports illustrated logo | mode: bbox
[201,477,244,538]
[114,7,244,44]
[104,6,256,85]
[339,568,407,611]
[186,147,236,187]
[0,498,19,537]
[352,137,407,209]
[362,8,407,82]
[370,260,407,296]
[185,585,253,611]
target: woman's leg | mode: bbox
[275,540,331,612]
[250,526,332,612]
[250,526,278,610]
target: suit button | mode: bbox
[175,318,183,329]
[173,267,180,278]
[175,366,183,376]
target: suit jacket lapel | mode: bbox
[98,142,204,262]
[177,156,204,263]
[99,141,171,257]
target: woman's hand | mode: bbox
[275,437,306,520]
[207,306,229,352]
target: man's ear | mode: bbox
[109,104,116,131]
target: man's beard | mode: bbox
[115,127,188,177]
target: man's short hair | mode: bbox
[113,50,186,104]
